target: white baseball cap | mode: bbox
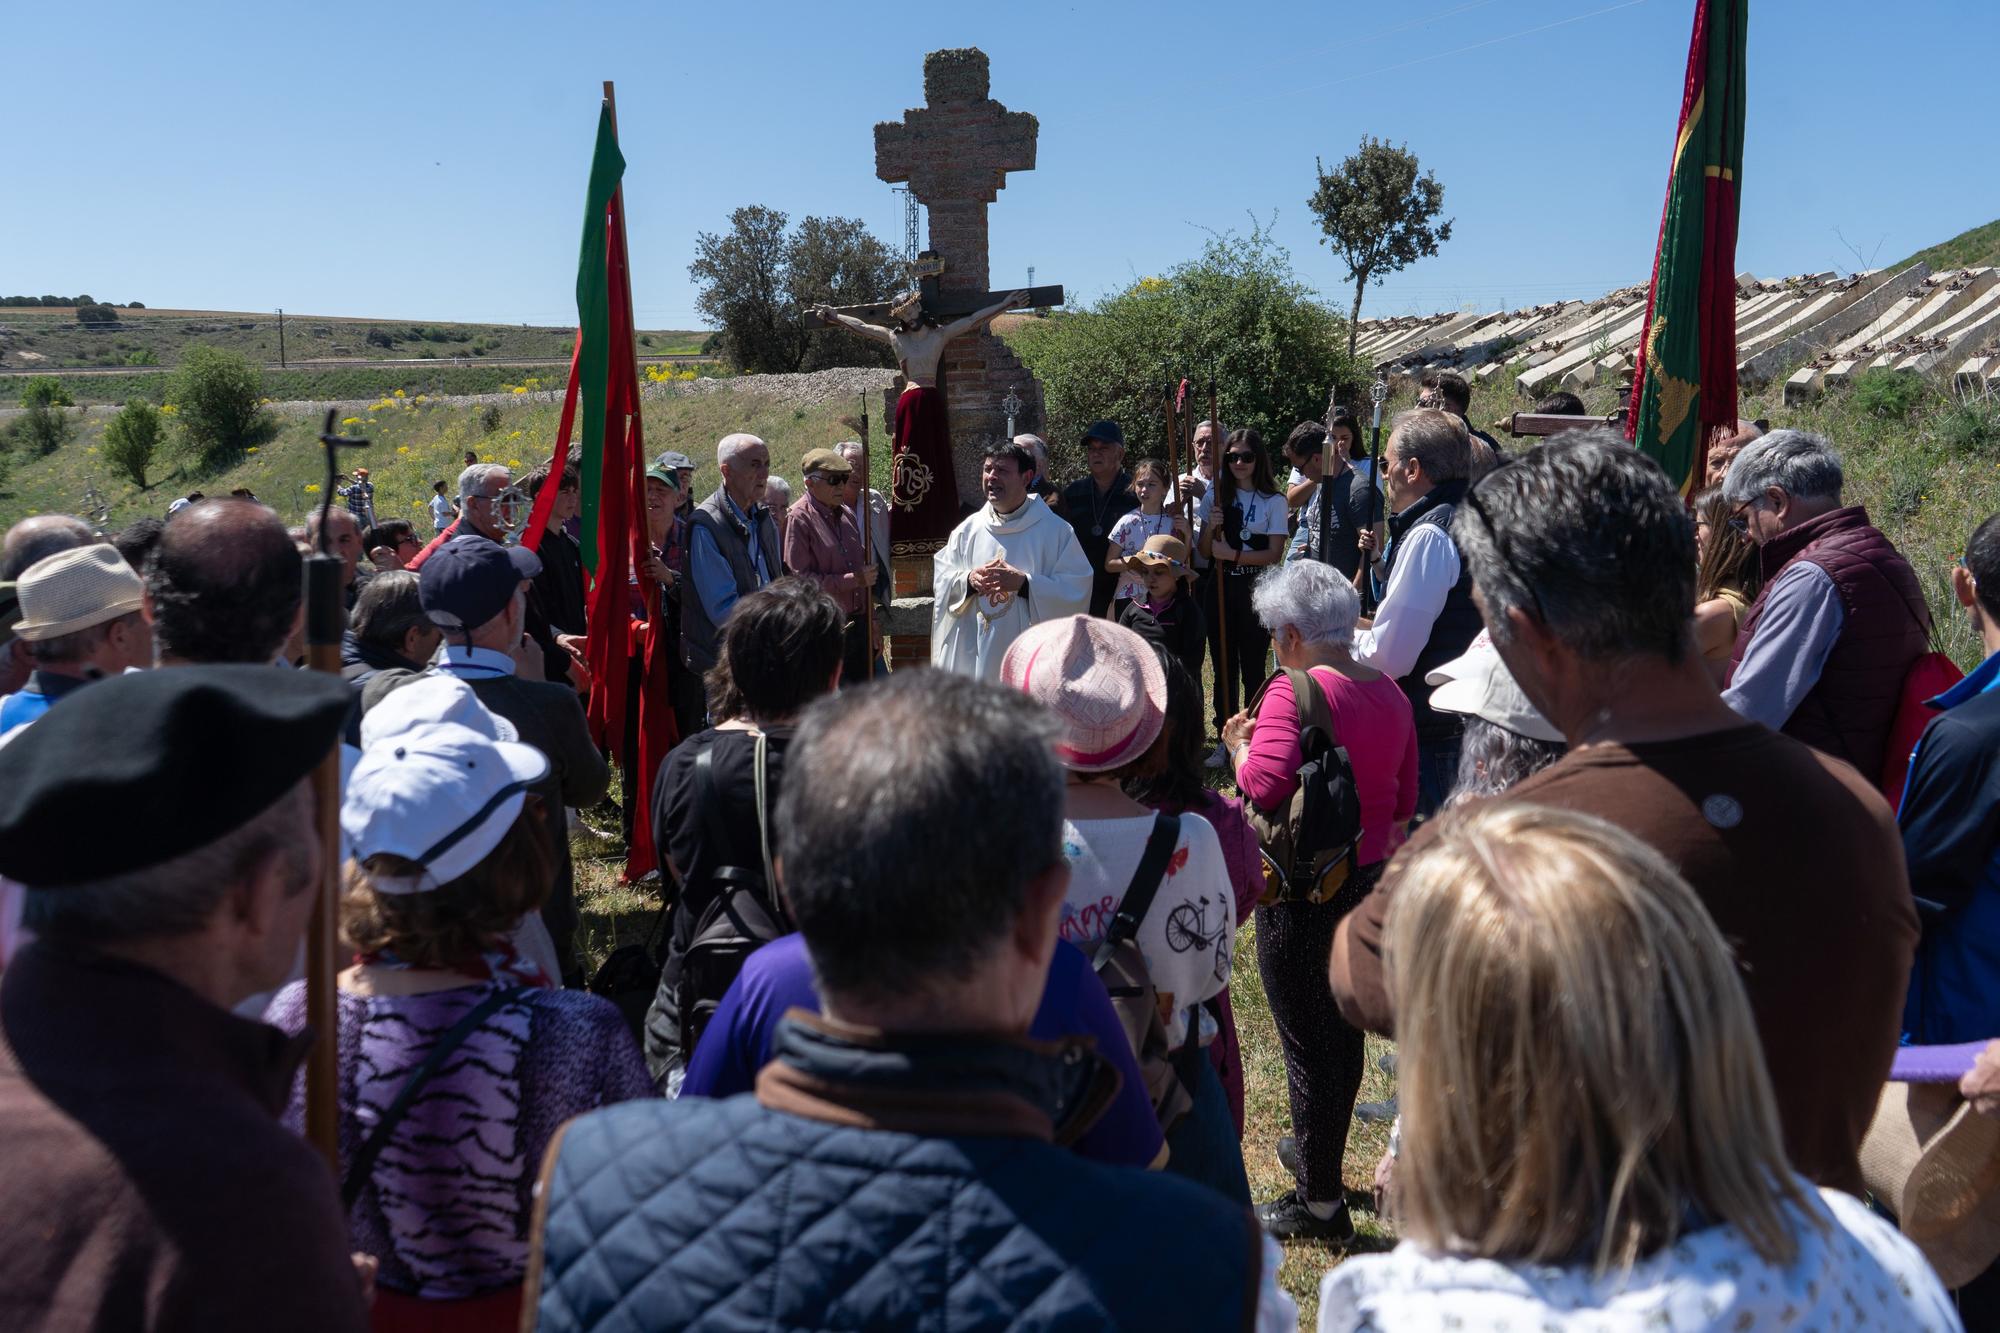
[361,674,518,747]
[342,720,549,893]
[1424,630,1563,744]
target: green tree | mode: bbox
[167,345,267,469]
[102,400,163,488]
[76,303,119,327]
[689,206,900,373]
[7,401,72,456]
[20,376,72,408]
[1308,137,1454,359]
[1009,224,1365,476]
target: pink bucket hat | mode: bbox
[1000,615,1166,773]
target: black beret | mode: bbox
[0,665,353,886]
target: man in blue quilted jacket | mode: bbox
[526,669,1293,1332]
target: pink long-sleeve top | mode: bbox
[1237,665,1419,868]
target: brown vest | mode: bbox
[1729,505,1929,776]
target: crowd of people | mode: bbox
[0,361,1994,1330]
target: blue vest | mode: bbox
[530,1020,1260,1332]
[1382,478,1482,740]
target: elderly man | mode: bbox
[684,432,780,676]
[149,499,304,666]
[304,504,366,606]
[1061,420,1138,617]
[1703,421,1764,490]
[1721,430,1929,779]
[0,666,369,1330]
[526,670,1292,1332]
[837,439,892,671]
[760,474,793,554]
[341,570,440,695]
[406,463,514,571]
[1,513,96,582]
[784,447,878,685]
[0,545,152,735]
[1333,431,1916,1196]
[932,441,1092,680]
[372,536,610,985]
[1351,408,1484,814]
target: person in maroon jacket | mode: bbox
[1721,429,1929,778]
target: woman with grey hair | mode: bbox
[1220,559,1417,1241]
[1421,630,1567,803]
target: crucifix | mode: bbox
[802,48,1063,557]
[1002,385,1024,440]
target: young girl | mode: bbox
[1198,429,1287,742]
[1113,534,1207,687]
[1105,460,1185,612]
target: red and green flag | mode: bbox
[1626,0,1748,494]
[522,91,677,881]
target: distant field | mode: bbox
[0,307,708,374]
[7,360,726,408]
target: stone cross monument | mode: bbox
[874,48,1053,528]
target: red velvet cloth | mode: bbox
[370,1283,521,1333]
[890,384,958,552]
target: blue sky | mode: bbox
[5,0,1992,329]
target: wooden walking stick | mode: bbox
[306,409,367,1173]
[1207,378,1230,721]
[858,391,877,678]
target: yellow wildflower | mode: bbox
[392,389,406,398]
[305,484,321,494]
[508,459,521,468]
[160,403,178,415]
[511,386,528,396]
[397,446,410,455]
[86,446,97,454]
[342,417,361,426]
[508,430,522,439]
[246,447,259,454]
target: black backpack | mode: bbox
[675,731,789,1061]
[1242,667,1365,904]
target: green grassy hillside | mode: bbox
[0,306,706,375]
[1892,217,2000,273]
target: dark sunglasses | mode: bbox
[1462,483,1548,625]
[1226,452,1257,463]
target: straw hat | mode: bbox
[1111,534,1190,574]
[12,545,146,642]
[1000,615,1165,774]
[1859,1079,2000,1287]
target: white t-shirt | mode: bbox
[1058,812,1234,1047]
[1105,509,1178,601]
[429,494,455,531]
[1216,489,1288,572]
[1317,1184,1956,1332]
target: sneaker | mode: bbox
[1276,1134,1300,1180]
[1354,1095,1398,1125]
[1377,1050,1397,1078]
[1205,741,1229,769]
[1256,1191,1356,1244]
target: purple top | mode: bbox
[266,981,653,1299]
[1890,1041,1990,1083]
[681,934,1165,1169]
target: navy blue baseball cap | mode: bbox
[418,535,541,632]
[1082,420,1125,447]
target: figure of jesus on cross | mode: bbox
[812,287,1027,524]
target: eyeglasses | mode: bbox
[1725,499,1759,535]
[1226,452,1257,463]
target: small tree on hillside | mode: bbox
[689,206,900,373]
[1009,223,1365,472]
[167,345,267,470]
[102,400,163,488]
[76,303,119,327]
[20,376,73,409]
[1308,138,1453,359]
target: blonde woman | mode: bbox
[1318,803,1955,1330]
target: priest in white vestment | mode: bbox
[932,442,1092,680]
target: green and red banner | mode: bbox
[523,95,676,881]
[1626,0,1748,494]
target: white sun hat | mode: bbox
[342,720,548,893]
[1423,628,1562,744]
